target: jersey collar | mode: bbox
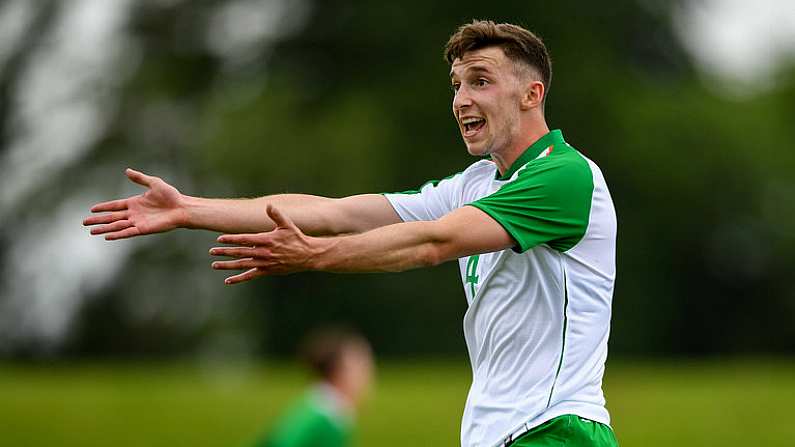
[496,129,566,180]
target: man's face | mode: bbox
[336,341,374,405]
[450,46,525,157]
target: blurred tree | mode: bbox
[1,0,793,359]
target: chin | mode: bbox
[465,144,489,157]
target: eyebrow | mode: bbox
[449,65,494,79]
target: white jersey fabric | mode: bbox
[384,130,617,447]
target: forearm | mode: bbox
[184,193,399,236]
[182,194,336,235]
[210,204,513,284]
[85,169,400,241]
[310,220,453,273]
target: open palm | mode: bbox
[83,168,187,240]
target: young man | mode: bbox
[85,20,618,447]
[252,328,373,447]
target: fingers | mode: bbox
[83,211,127,226]
[89,169,156,213]
[223,268,268,285]
[125,168,155,188]
[216,233,267,246]
[266,205,296,230]
[211,258,259,270]
[104,226,142,240]
[90,198,129,213]
[209,246,257,258]
[84,208,142,239]
[212,255,273,285]
[211,242,277,285]
[90,219,133,235]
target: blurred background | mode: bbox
[1,0,794,445]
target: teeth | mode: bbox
[462,117,484,125]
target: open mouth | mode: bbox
[461,117,486,138]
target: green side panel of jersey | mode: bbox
[253,395,350,447]
[467,146,594,253]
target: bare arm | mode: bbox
[83,168,400,239]
[210,205,514,284]
[183,193,398,236]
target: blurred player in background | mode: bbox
[85,20,618,447]
[252,328,373,447]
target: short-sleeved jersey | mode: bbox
[255,384,353,447]
[384,130,617,447]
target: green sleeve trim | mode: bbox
[468,149,594,253]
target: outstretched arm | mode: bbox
[210,204,514,284]
[83,168,401,239]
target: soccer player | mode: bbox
[252,328,373,447]
[85,20,618,447]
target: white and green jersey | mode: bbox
[384,130,617,447]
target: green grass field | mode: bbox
[1,358,794,446]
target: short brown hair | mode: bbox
[444,20,552,92]
[298,327,368,380]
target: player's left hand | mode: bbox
[209,205,317,285]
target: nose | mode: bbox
[453,85,472,114]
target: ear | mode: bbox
[519,80,545,111]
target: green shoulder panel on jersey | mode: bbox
[253,393,350,447]
[467,146,594,253]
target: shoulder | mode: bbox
[422,159,496,190]
[460,158,497,180]
[267,394,346,445]
[421,158,494,188]
[466,158,498,172]
[462,158,497,175]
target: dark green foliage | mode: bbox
[2,0,793,358]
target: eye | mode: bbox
[451,82,461,92]
[474,78,489,87]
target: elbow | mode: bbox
[421,243,446,268]
[421,234,458,268]
[385,243,441,273]
[417,221,456,268]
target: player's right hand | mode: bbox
[83,168,188,240]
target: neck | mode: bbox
[326,378,357,410]
[491,119,550,176]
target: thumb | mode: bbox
[126,168,154,188]
[267,205,296,230]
